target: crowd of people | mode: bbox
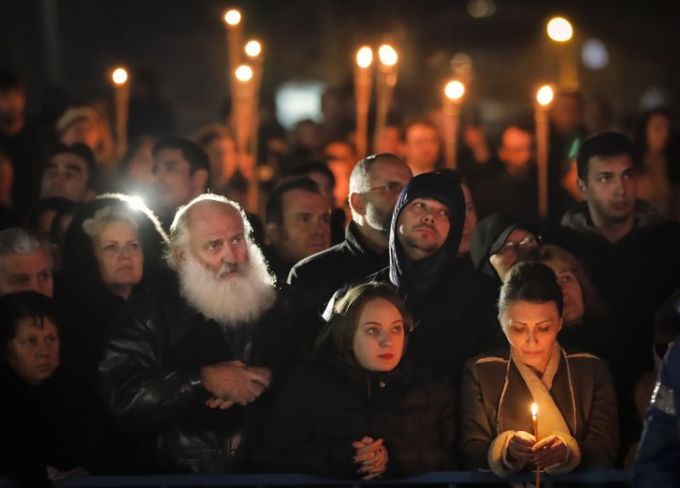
[1,68,680,487]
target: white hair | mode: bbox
[178,239,276,325]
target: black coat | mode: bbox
[98,277,321,473]
[0,364,80,488]
[288,222,389,310]
[261,356,455,478]
[555,201,680,449]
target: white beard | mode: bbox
[178,243,277,325]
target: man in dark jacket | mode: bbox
[555,131,680,456]
[288,153,412,309]
[98,194,320,473]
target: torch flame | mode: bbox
[536,85,554,106]
[245,40,262,58]
[356,46,373,68]
[235,64,253,82]
[112,67,128,85]
[378,44,398,67]
[224,9,242,26]
[445,80,465,101]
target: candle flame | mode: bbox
[547,16,573,42]
[245,40,262,58]
[224,9,242,26]
[536,85,554,106]
[378,44,398,67]
[531,402,538,418]
[112,67,128,85]
[356,46,373,68]
[235,64,253,82]
[445,80,465,101]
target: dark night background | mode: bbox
[2,0,679,135]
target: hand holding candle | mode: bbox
[531,402,541,488]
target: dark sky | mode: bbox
[2,0,679,133]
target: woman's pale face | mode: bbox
[545,260,584,324]
[94,220,143,291]
[502,300,562,374]
[6,318,60,385]
[352,298,405,372]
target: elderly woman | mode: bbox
[0,292,82,487]
[262,282,455,479]
[460,262,618,477]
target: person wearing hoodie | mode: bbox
[556,131,680,460]
[328,170,503,388]
[261,282,455,479]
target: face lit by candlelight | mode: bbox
[502,300,562,374]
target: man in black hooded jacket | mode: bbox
[329,171,503,387]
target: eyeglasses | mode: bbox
[498,235,539,255]
[365,181,404,195]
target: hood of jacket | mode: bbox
[388,171,465,298]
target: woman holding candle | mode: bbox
[261,282,455,479]
[460,261,618,476]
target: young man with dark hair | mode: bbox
[401,120,442,176]
[152,136,211,227]
[557,131,680,460]
[41,143,97,203]
[264,176,330,283]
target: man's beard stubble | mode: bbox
[178,243,277,325]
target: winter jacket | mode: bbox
[460,346,619,474]
[261,355,455,478]
[98,277,321,473]
[556,200,680,450]
[288,222,389,310]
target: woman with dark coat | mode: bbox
[460,262,619,477]
[0,292,83,487]
[262,282,455,479]
[56,193,168,473]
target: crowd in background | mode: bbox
[1,68,680,487]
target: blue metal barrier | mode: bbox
[0,470,632,487]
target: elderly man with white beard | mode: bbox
[98,193,321,474]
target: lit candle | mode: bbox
[534,84,554,220]
[111,66,130,160]
[223,8,244,128]
[244,39,263,213]
[442,79,465,169]
[354,45,373,159]
[531,402,541,488]
[373,43,398,152]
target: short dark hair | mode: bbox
[153,136,211,184]
[498,261,563,318]
[0,292,61,356]
[318,282,411,365]
[47,143,97,188]
[576,131,635,181]
[286,161,336,190]
[402,119,438,142]
[265,176,322,225]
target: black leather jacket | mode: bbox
[98,277,321,473]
